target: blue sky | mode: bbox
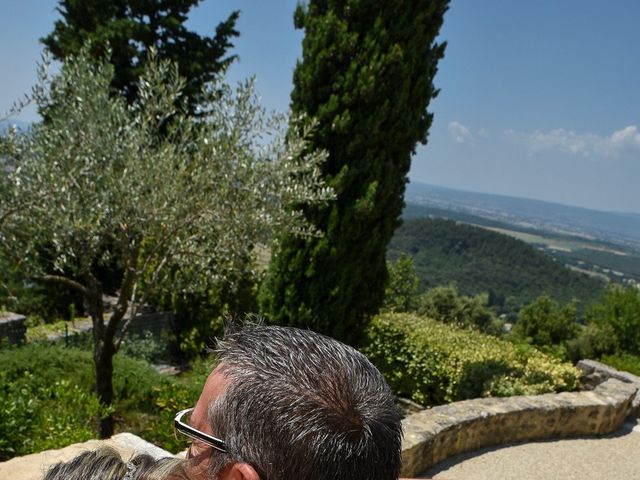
[1,1,639,213]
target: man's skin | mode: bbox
[186,364,421,480]
[187,365,259,480]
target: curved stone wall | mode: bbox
[400,377,638,477]
[578,359,640,417]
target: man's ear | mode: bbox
[220,462,260,480]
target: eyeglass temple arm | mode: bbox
[175,408,228,453]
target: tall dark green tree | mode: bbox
[261,0,448,343]
[42,0,239,114]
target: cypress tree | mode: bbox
[260,0,449,343]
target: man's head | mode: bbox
[186,324,402,480]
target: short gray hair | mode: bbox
[207,324,402,480]
[44,447,189,480]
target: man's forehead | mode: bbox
[191,363,231,434]
[204,363,231,399]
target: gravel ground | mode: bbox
[420,419,640,480]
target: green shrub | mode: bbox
[362,312,579,406]
[512,295,579,349]
[118,331,174,364]
[587,285,640,355]
[382,254,420,313]
[0,343,169,407]
[0,373,108,459]
[142,380,202,452]
[0,343,96,389]
[600,352,640,377]
[566,322,617,363]
[0,343,213,456]
[416,285,498,334]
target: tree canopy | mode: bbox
[587,285,640,355]
[382,254,420,313]
[42,0,239,114]
[0,47,331,436]
[513,295,579,347]
[261,0,449,343]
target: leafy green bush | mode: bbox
[600,352,640,377]
[138,355,213,451]
[382,254,420,313]
[0,343,96,389]
[142,380,202,452]
[566,322,617,363]
[512,295,579,349]
[587,285,640,355]
[416,284,499,334]
[362,312,579,406]
[0,343,212,457]
[0,343,168,406]
[118,331,174,364]
[0,372,108,459]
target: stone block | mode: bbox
[400,378,638,477]
[0,312,26,346]
[0,433,174,480]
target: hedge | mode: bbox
[0,344,209,458]
[362,312,580,406]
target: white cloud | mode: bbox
[518,125,640,158]
[448,121,475,144]
[607,125,640,155]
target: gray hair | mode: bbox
[43,447,189,480]
[207,324,402,480]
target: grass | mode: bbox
[25,317,92,342]
[482,226,590,252]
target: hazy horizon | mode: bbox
[406,180,640,216]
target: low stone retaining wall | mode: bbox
[0,433,173,480]
[400,377,638,477]
[577,359,640,417]
[0,312,26,346]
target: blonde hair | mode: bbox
[43,447,190,480]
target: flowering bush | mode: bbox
[362,312,580,406]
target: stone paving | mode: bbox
[2,424,640,480]
[421,419,640,480]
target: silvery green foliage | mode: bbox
[0,47,332,321]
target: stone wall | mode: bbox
[400,377,638,477]
[0,312,26,346]
[577,359,640,417]
[0,433,173,480]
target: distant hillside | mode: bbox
[405,182,640,251]
[388,217,606,318]
[403,202,640,285]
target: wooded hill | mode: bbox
[388,218,606,318]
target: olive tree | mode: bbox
[0,48,331,437]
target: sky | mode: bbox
[1,0,639,213]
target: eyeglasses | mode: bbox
[174,408,228,453]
